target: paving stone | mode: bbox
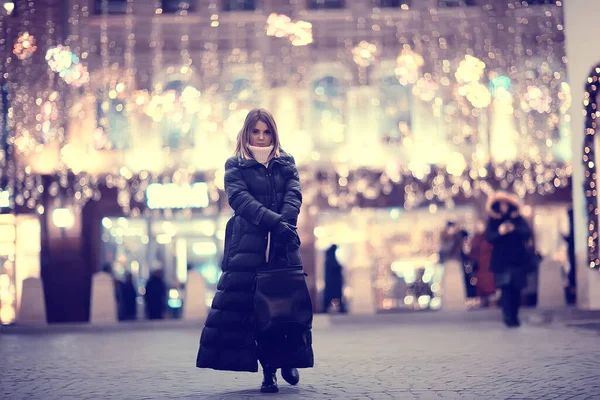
[1,318,599,399]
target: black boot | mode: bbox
[260,368,278,393]
[281,368,300,385]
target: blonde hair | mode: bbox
[234,108,282,160]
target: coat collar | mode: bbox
[237,152,293,168]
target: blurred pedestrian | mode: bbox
[469,222,496,307]
[196,108,314,394]
[323,244,347,313]
[439,221,467,310]
[144,269,167,320]
[563,208,576,304]
[485,192,534,328]
[411,268,433,302]
[119,272,137,321]
[459,229,478,300]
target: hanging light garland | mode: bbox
[395,47,424,85]
[265,13,313,47]
[35,91,60,143]
[463,82,492,109]
[45,45,89,87]
[583,64,600,271]
[521,85,553,113]
[1,1,573,221]
[489,74,512,97]
[412,74,438,102]
[455,55,486,84]
[352,41,379,67]
[13,31,37,60]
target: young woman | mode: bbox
[196,108,314,393]
[485,192,534,328]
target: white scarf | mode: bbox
[248,144,275,262]
[248,145,274,166]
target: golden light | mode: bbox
[395,47,424,85]
[13,32,37,60]
[464,82,492,108]
[412,75,438,102]
[3,2,14,15]
[455,55,486,84]
[265,13,313,47]
[352,41,379,67]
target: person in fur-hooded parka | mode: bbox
[484,192,533,327]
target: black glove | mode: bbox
[273,221,299,245]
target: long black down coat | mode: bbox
[196,151,314,372]
[484,193,533,289]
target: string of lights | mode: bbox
[583,65,600,271]
[0,1,572,219]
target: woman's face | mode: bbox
[499,201,509,214]
[249,120,273,147]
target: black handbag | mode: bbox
[254,268,313,334]
[524,239,541,273]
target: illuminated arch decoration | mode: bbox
[583,64,600,270]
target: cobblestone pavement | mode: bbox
[1,315,599,399]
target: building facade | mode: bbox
[0,0,577,323]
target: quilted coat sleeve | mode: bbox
[513,216,532,240]
[280,156,302,225]
[224,157,281,230]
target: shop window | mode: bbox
[439,0,476,7]
[161,0,194,13]
[380,0,410,7]
[314,207,478,313]
[379,75,412,145]
[312,75,346,145]
[222,0,255,11]
[94,0,127,14]
[309,0,344,10]
[101,216,228,321]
